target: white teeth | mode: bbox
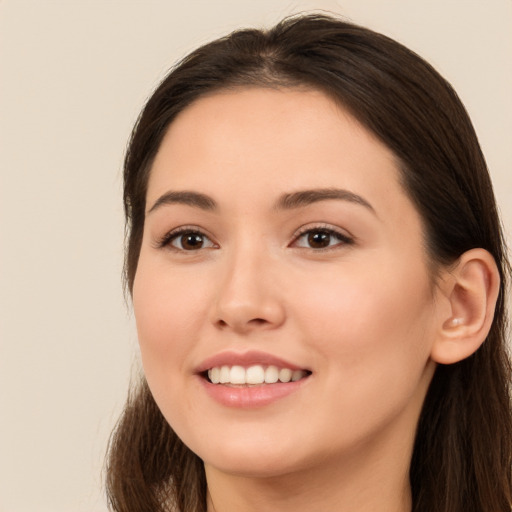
[291,370,303,382]
[230,365,246,384]
[264,365,279,384]
[219,365,230,383]
[209,367,220,384]
[246,365,265,384]
[207,364,308,385]
[279,368,292,383]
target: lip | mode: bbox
[195,350,311,408]
[195,350,306,373]
[198,375,309,408]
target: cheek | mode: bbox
[295,265,436,443]
[132,257,210,371]
[131,261,212,430]
[296,261,435,375]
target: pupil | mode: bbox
[182,233,203,250]
[308,231,330,248]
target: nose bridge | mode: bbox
[211,236,285,332]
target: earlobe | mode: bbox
[431,248,500,365]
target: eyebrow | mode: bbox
[147,191,217,214]
[147,187,375,215]
[275,188,375,213]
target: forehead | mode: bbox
[147,87,411,219]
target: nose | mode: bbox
[210,247,286,334]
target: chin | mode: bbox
[191,434,307,478]
[204,452,300,479]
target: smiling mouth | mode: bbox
[205,365,311,386]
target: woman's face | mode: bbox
[133,88,441,478]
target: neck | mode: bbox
[205,435,413,512]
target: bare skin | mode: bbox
[133,88,498,511]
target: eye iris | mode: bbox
[181,233,204,250]
[307,231,331,248]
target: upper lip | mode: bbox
[195,350,307,374]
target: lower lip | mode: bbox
[199,376,308,408]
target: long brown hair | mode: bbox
[106,14,512,512]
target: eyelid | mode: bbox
[154,225,218,251]
[290,223,354,249]
[153,223,353,251]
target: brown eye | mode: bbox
[180,233,204,250]
[307,231,332,249]
[169,231,215,251]
[294,228,353,250]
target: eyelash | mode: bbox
[155,226,217,251]
[291,225,354,251]
[155,225,354,252]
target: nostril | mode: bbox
[249,318,267,325]
[215,317,269,330]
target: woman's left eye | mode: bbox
[292,228,352,250]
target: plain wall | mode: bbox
[1,1,510,511]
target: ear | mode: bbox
[431,248,500,365]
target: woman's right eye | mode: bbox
[163,230,216,251]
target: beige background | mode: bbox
[0,1,510,511]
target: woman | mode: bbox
[106,14,511,512]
